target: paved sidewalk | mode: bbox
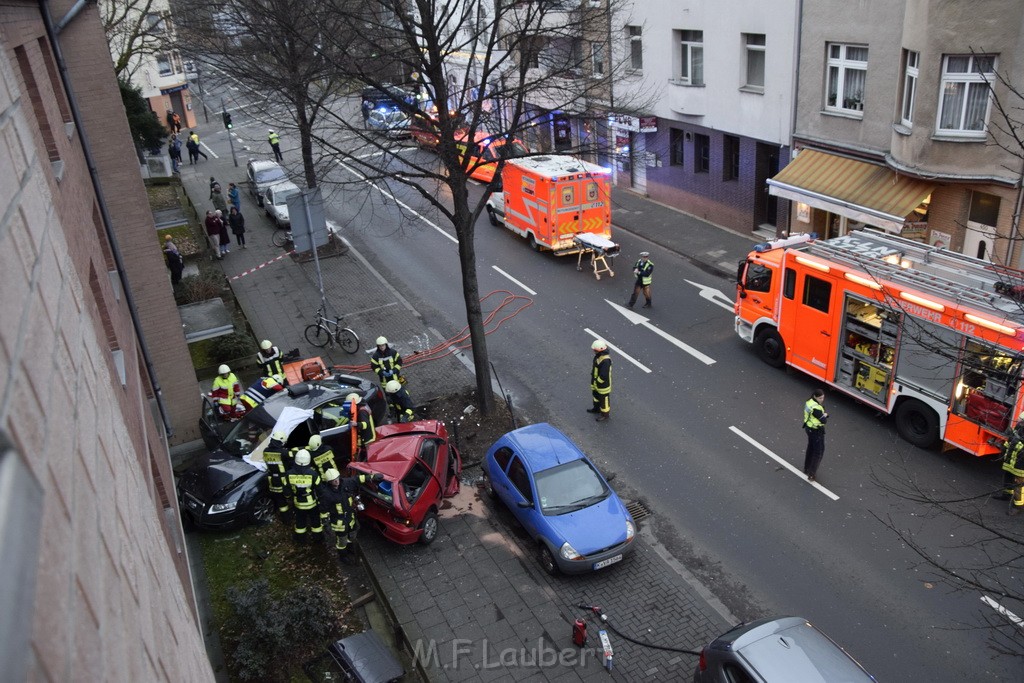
[176,138,750,681]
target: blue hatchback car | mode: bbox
[482,423,636,575]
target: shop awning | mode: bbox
[767,149,934,233]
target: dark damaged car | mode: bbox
[178,375,386,530]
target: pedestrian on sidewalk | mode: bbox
[215,210,231,255]
[172,112,181,133]
[211,183,228,217]
[209,176,218,199]
[626,251,654,308]
[168,134,182,174]
[165,109,175,132]
[268,129,283,162]
[204,210,223,260]
[185,135,199,165]
[228,182,241,213]
[802,389,829,482]
[163,235,184,285]
[588,339,612,422]
[189,130,208,161]
[229,206,246,249]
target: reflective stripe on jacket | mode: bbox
[634,259,653,285]
[1003,438,1024,477]
[287,466,321,509]
[804,398,826,430]
[591,353,611,394]
[212,374,239,405]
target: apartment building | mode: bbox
[0,1,210,680]
[612,0,799,235]
[777,0,1024,266]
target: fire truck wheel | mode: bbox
[528,234,541,252]
[894,399,940,448]
[486,207,500,227]
[755,328,786,368]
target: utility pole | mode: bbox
[220,98,239,167]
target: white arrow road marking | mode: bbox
[492,266,537,295]
[684,279,735,313]
[982,595,1024,629]
[606,300,716,365]
[583,328,651,373]
[729,426,839,500]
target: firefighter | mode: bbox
[256,339,286,383]
[802,389,829,482]
[211,365,242,420]
[307,433,338,479]
[588,340,612,422]
[385,380,416,423]
[370,336,404,385]
[1001,423,1024,514]
[239,375,284,413]
[626,252,654,308]
[346,393,377,460]
[285,449,323,544]
[263,431,291,515]
[319,468,382,564]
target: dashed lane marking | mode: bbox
[982,595,1024,629]
[729,426,840,501]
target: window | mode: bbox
[591,42,605,76]
[156,53,173,76]
[14,45,59,163]
[744,262,772,292]
[803,275,832,313]
[522,38,541,69]
[670,129,685,165]
[743,33,765,91]
[969,191,1000,226]
[938,54,995,135]
[145,12,165,34]
[493,446,514,471]
[674,30,704,85]
[507,456,533,504]
[693,133,709,173]
[723,134,740,181]
[900,50,919,126]
[826,43,868,114]
[627,26,643,71]
[784,268,796,299]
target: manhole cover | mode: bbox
[625,500,651,522]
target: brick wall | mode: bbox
[0,3,212,681]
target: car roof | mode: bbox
[496,423,585,472]
[712,617,875,682]
[268,181,301,194]
[248,159,283,171]
[246,380,362,426]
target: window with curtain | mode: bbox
[627,26,643,71]
[937,54,995,135]
[825,43,868,115]
[900,50,919,126]
[674,30,704,85]
[743,34,765,91]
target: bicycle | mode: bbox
[304,304,360,353]
[272,229,293,248]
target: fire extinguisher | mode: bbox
[572,618,588,647]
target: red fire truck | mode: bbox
[735,230,1024,456]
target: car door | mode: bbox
[199,395,227,450]
[505,455,541,539]
[314,402,355,461]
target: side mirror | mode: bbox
[517,500,533,509]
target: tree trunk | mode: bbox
[295,95,317,188]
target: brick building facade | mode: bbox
[0,1,211,680]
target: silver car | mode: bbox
[246,159,288,207]
[263,181,302,228]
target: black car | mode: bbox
[179,374,386,530]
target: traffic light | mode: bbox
[222,111,233,129]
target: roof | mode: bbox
[496,423,586,472]
[508,155,610,179]
[768,149,934,233]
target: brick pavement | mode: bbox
[177,139,746,682]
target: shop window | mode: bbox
[802,275,832,313]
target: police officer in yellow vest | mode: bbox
[268,129,283,162]
[257,339,286,383]
[587,339,612,422]
[285,449,322,544]
[627,252,654,309]
[319,468,382,564]
[1001,422,1024,514]
[802,390,829,482]
[263,432,291,515]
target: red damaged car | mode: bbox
[349,420,462,545]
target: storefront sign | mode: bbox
[795,202,811,224]
[608,114,657,133]
[160,83,189,95]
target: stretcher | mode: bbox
[574,233,620,280]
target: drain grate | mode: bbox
[625,500,652,522]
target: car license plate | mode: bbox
[593,554,622,570]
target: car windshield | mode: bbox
[500,140,529,159]
[256,167,287,184]
[220,414,272,456]
[534,458,609,515]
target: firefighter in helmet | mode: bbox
[285,449,322,543]
[588,340,612,421]
[319,468,382,564]
[263,431,291,515]
[385,380,415,423]
[1001,420,1024,514]
[211,364,243,420]
[256,339,286,383]
[346,392,376,461]
[370,336,403,385]
[307,433,338,479]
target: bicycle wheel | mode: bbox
[272,230,290,248]
[337,328,360,354]
[304,323,331,348]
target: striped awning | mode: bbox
[768,149,934,233]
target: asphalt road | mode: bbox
[196,70,1019,681]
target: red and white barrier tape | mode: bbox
[229,251,294,280]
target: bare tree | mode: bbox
[102,0,165,80]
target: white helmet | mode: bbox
[385,380,402,394]
[271,431,286,442]
[294,449,311,466]
[323,468,340,482]
[591,340,608,352]
[218,364,231,375]
[308,434,322,450]
[376,336,388,346]
[260,340,273,350]
[346,392,361,404]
